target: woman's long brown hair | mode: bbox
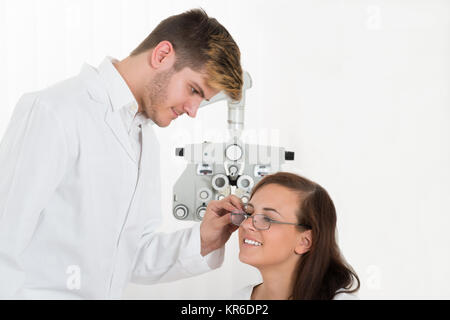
[250,172,360,300]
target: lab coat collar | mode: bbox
[81,57,154,127]
[97,56,138,113]
[80,58,156,165]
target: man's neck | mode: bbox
[113,56,146,112]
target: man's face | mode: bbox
[141,67,219,127]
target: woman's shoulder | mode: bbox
[231,281,262,300]
[231,284,359,300]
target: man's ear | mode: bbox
[148,40,176,70]
[295,230,312,255]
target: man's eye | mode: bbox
[191,87,199,95]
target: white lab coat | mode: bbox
[0,59,224,299]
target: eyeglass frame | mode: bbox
[231,212,312,231]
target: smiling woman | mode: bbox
[232,172,360,300]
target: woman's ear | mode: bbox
[148,40,175,70]
[295,230,312,255]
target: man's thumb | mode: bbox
[218,212,233,227]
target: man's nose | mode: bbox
[183,97,203,118]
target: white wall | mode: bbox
[0,0,449,299]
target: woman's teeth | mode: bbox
[244,239,262,246]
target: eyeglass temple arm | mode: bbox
[270,220,312,229]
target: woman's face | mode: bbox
[238,184,309,269]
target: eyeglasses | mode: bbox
[231,211,312,231]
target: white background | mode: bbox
[0,0,449,299]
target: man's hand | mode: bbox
[200,195,244,257]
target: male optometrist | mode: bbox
[0,9,243,299]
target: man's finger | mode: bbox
[217,212,237,228]
[212,198,242,215]
[225,195,244,211]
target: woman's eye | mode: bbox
[263,216,272,222]
[191,87,199,95]
[244,210,254,216]
[242,211,252,217]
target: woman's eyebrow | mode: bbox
[247,203,281,216]
[262,208,281,216]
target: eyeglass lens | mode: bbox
[231,212,270,230]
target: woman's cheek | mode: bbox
[262,233,295,262]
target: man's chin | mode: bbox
[154,118,172,128]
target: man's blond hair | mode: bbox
[131,9,243,101]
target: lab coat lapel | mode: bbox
[116,123,161,239]
[80,63,138,165]
[110,124,161,291]
[139,124,161,209]
[104,109,138,165]
[114,125,161,245]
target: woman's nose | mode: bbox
[241,215,256,232]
